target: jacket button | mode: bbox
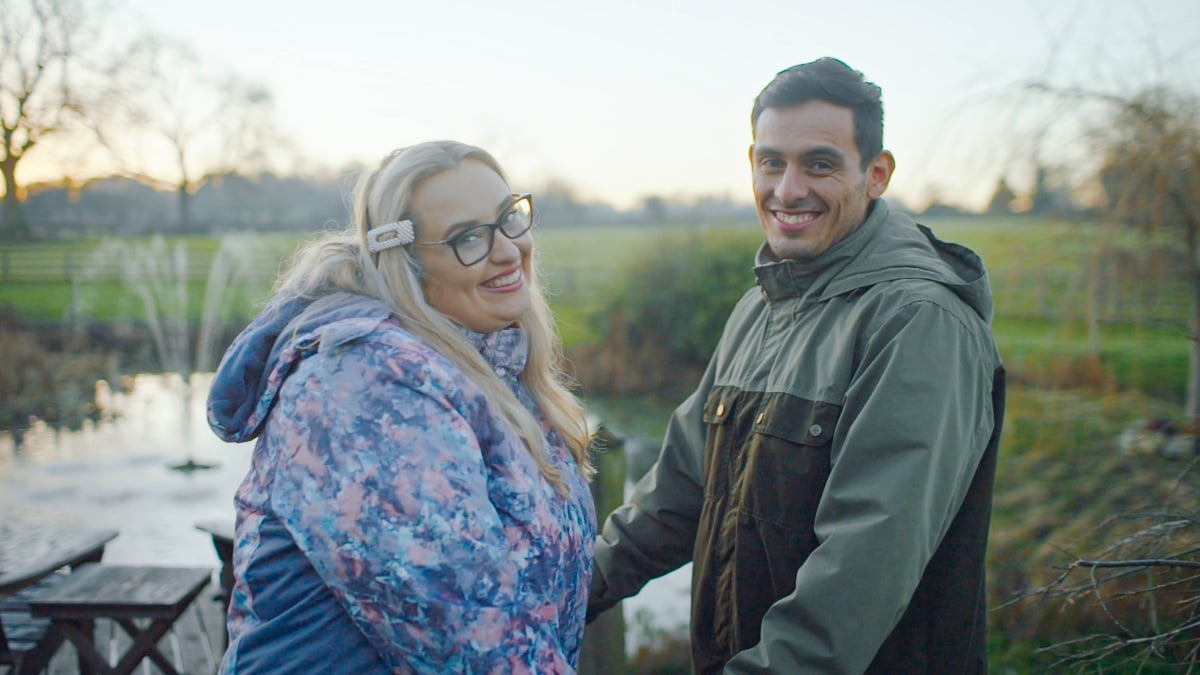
[716,403,725,417]
[809,424,823,437]
[755,412,765,425]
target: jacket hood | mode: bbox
[206,291,391,443]
[753,199,994,323]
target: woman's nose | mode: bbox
[489,228,524,263]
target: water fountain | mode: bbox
[70,233,272,471]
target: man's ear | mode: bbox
[866,150,895,199]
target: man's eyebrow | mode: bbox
[803,145,847,162]
[751,144,847,163]
[752,145,782,157]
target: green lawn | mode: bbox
[0,216,1192,399]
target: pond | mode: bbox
[0,373,250,566]
[0,372,691,654]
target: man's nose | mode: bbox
[775,165,811,204]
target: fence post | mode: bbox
[579,419,627,674]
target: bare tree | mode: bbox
[985,177,1016,215]
[1026,82,1200,425]
[1096,88,1200,425]
[1,0,91,237]
[95,39,288,231]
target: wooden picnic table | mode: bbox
[1,525,118,674]
[0,527,119,596]
[26,564,212,675]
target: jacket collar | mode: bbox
[459,325,529,378]
[753,199,889,302]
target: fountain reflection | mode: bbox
[0,373,252,567]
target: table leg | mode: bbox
[55,620,108,675]
[79,618,95,675]
[112,617,182,675]
[209,534,234,650]
[53,616,184,675]
[67,550,107,674]
[10,625,65,675]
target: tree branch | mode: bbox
[1071,558,1200,570]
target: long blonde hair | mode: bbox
[274,141,593,491]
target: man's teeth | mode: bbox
[776,212,817,224]
[484,270,522,288]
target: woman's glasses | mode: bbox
[413,193,534,266]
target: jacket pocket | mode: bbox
[701,386,741,500]
[740,394,841,532]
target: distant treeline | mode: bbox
[19,172,770,239]
[24,173,347,237]
[19,168,1064,241]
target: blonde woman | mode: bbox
[207,141,595,674]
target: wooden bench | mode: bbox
[194,519,235,650]
[193,520,234,612]
[26,564,212,675]
[1,574,71,675]
[0,527,118,675]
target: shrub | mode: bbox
[574,229,759,396]
[0,312,120,434]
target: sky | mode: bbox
[25,0,1200,210]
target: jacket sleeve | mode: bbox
[587,355,715,620]
[725,299,997,674]
[265,340,574,674]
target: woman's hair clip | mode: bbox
[366,220,415,253]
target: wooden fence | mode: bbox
[0,249,100,283]
[0,247,277,284]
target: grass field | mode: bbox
[0,215,1192,399]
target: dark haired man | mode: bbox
[587,57,1005,674]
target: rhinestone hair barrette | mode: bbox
[366,220,415,253]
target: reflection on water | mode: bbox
[0,372,689,649]
[0,373,251,567]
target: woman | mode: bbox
[206,141,596,674]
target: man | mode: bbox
[586,57,1005,674]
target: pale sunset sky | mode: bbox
[31,0,1200,210]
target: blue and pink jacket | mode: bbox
[207,291,595,674]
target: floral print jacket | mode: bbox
[207,292,596,674]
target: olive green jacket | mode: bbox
[589,199,1005,674]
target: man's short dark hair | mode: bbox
[751,57,884,169]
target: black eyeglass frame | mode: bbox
[411,193,535,266]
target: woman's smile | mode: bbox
[482,266,523,290]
